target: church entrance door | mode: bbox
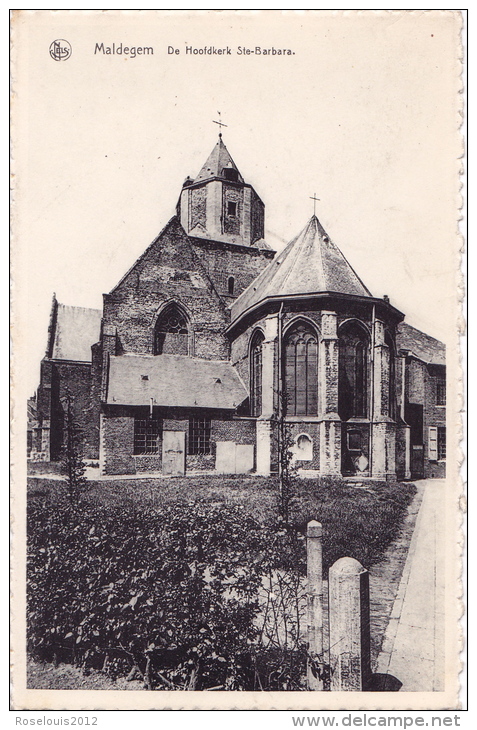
[162,430,186,476]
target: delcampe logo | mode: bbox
[49,40,72,61]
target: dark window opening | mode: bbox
[436,379,446,406]
[250,330,264,417]
[228,276,235,295]
[188,416,211,455]
[283,323,318,416]
[338,322,370,421]
[134,417,161,455]
[438,426,446,460]
[348,430,361,451]
[154,304,189,355]
[223,168,239,182]
[227,201,237,217]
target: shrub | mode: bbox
[27,500,306,690]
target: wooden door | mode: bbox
[411,445,424,479]
[162,430,186,476]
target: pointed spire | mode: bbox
[231,215,372,322]
[194,137,244,184]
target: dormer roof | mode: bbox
[230,215,372,322]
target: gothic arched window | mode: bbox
[250,330,264,417]
[154,304,189,355]
[338,321,370,421]
[283,322,318,416]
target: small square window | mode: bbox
[227,201,237,217]
[134,417,161,455]
[188,417,211,455]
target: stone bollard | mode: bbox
[328,557,371,691]
[306,520,324,690]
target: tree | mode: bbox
[273,388,297,527]
[60,394,87,506]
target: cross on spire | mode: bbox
[310,193,320,217]
[213,111,228,138]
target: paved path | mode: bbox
[376,479,445,691]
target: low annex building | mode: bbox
[30,136,446,480]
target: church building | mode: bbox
[29,135,446,481]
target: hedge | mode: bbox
[27,500,306,690]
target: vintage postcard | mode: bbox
[11,10,464,711]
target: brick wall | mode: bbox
[423,363,446,478]
[102,218,231,361]
[212,417,256,444]
[36,358,98,461]
[102,217,274,366]
[102,407,136,475]
[101,407,258,475]
[405,358,446,479]
[191,236,274,302]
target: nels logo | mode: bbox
[49,39,72,61]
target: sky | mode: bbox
[12,10,463,396]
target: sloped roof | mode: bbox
[194,137,244,183]
[106,354,248,409]
[396,322,445,366]
[51,304,102,362]
[231,215,372,321]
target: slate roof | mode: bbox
[194,137,244,183]
[396,322,446,366]
[230,215,372,322]
[106,354,248,409]
[51,303,102,362]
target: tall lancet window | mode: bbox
[154,304,189,355]
[338,321,370,421]
[250,330,264,417]
[284,323,318,416]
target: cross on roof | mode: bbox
[213,112,228,138]
[310,193,320,216]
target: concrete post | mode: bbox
[404,425,411,480]
[307,520,324,690]
[329,557,371,691]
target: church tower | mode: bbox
[178,135,265,247]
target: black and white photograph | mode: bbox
[11,9,464,712]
